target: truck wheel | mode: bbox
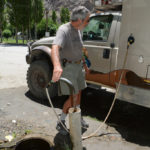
[27,60,58,99]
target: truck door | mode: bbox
[83,14,119,73]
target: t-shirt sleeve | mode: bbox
[52,29,66,48]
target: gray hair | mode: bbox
[70,6,90,22]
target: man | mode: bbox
[51,6,90,135]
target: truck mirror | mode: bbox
[110,43,115,48]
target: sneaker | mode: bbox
[81,117,89,128]
[56,121,68,135]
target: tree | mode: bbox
[45,0,55,32]
[2,29,11,40]
[26,0,32,41]
[6,0,22,43]
[52,10,57,23]
[48,19,59,36]
[37,18,46,39]
[0,0,6,42]
[32,0,44,40]
[37,18,58,39]
[60,7,66,24]
[65,8,70,22]
[6,0,44,43]
[6,0,34,43]
[5,23,15,38]
[18,0,31,43]
[60,7,70,24]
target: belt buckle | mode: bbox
[75,60,81,64]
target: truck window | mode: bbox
[83,15,113,41]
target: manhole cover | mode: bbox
[15,138,52,150]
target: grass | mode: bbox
[87,115,101,122]
[64,143,71,150]
[24,129,32,135]
[2,38,31,45]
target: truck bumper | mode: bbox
[116,84,150,108]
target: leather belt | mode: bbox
[67,60,82,64]
[62,59,82,67]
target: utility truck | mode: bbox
[26,0,150,108]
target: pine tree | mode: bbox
[60,7,70,24]
[0,0,6,42]
[52,10,57,23]
[32,0,44,39]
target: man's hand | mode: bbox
[52,65,63,82]
[84,64,90,74]
[51,44,62,82]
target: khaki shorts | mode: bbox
[58,62,87,95]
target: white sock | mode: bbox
[60,112,67,121]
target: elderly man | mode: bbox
[51,6,90,135]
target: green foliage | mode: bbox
[64,142,71,150]
[0,0,5,18]
[6,0,20,28]
[25,129,32,135]
[65,8,70,22]
[37,18,46,38]
[12,132,17,138]
[6,23,15,36]
[3,38,28,44]
[32,0,44,24]
[60,7,65,23]
[18,0,32,30]
[48,19,59,36]
[6,0,44,41]
[60,7,70,24]
[0,0,6,38]
[52,10,57,23]
[31,0,44,39]
[0,16,6,30]
[2,29,12,40]
[37,18,59,39]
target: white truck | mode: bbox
[26,0,150,108]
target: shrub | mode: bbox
[52,10,57,23]
[60,7,70,24]
[48,19,59,36]
[37,18,59,39]
[37,18,46,38]
[2,29,12,40]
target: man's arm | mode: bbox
[51,45,63,82]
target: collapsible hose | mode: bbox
[46,78,83,150]
[46,77,76,133]
[82,34,135,140]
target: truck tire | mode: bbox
[27,60,58,99]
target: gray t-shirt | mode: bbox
[52,22,83,61]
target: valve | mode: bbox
[128,34,135,45]
[127,34,135,49]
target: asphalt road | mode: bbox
[0,44,28,89]
[0,44,150,150]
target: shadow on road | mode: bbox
[25,87,150,147]
[81,87,150,147]
[25,90,68,108]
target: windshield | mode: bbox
[83,14,113,41]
